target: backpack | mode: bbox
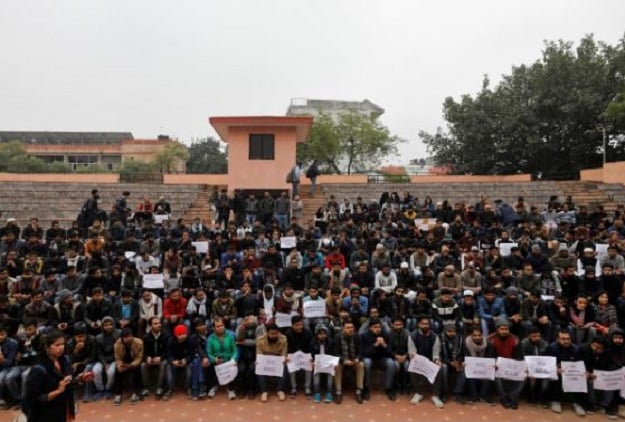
[286,169,294,183]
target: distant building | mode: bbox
[0,131,185,172]
[286,98,384,120]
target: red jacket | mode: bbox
[488,333,518,359]
[163,297,187,319]
[324,253,346,270]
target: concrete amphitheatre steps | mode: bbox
[302,180,625,223]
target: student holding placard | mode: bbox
[206,317,238,400]
[285,315,313,398]
[516,326,549,407]
[255,323,287,402]
[488,319,523,409]
[580,335,619,416]
[407,317,444,408]
[458,326,497,405]
[310,323,335,403]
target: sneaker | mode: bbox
[140,389,149,398]
[207,386,217,399]
[410,393,424,404]
[289,389,297,399]
[155,388,163,398]
[113,395,122,406]
[82,393,93,403]
[432,396,444,409]
[586,404,598,415]
[510,401,518,410]
[277,391,286,401]
[247,391,256,400]
[198,386,207,399]
[481,396,496,406]
[550,401,562,413]
[260,392,268,403]
[603,408,618,420]
[130,394,139,405]
[362,389,370,401]
[313,393,321,403]
[335,393,343,404]
[573,403,586,416]
[324,393,333,403]
[456,396,467,405]
[0,400,6,410]
[386,389,397,401]
[355,391,363,404]
[227,390,236,400]
[162,390,172,401]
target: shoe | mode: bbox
[481,396,496,406]
[113,395,122,406]
[277,391,286,401]
[551,401,562,413]
[140,389,149,398]
[410,393,424,405]
[456,396,467,405]
[313,393,321,403]
[467,397,478,404]
[432,396,444,409]
[191,395,199,401]
[0,400,6,410]
[227,390,236,400]
[355,391,363,404]
[324,393,333,403]
[260,392,268,403]
[386,389,397,401]
[586,404,598,415]
[573,403,586,416]
[130,394,139,405]
[619,405,625,418]
[510,401,518,410]
[82,393,93,403]
[305,389,312,398]
[248,391,256,400]
[92,391,104,401]
[162,390,172,401]
[289,389,297,399]
[362,389,370,401]
[155,388,163,398]
[502,398,512,409]
[335,393,343,404]
[207,386,217,398]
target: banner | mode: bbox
[495,357,527,381]
[561,361,587,393]
[215,359,238,385]
[287,351,312,373]
[142,273,164,289]
[255,355,285,377]
[594,369,624,391]
[192,241,209,254]
[154,214,169,224]
[408,354,440,384]
[303,300,326,318]
[275,312,293,328]
[280,236,297,249]
[499,242,518,257]
[525,356,557,380]
[314,354,339,376]
[464,357,496,380]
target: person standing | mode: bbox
[23,330,75,422]
[306,160,320,198]
[291,162,302,197]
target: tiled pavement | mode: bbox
[2,392,611,422]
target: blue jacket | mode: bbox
[477,295,506,320]
[0,337,18,369]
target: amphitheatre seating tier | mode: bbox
[0,182,205,227]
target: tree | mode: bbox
[153,141,190,174]
[297,111,402,174]
[422,34,625,178]
[185,137,228,174]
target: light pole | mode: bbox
[596,124,613,165]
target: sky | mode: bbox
[1,0,624,164]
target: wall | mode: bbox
[410,174,531,183]
[0,173,119,183]
[579,162,625,184]
[579,168,604,182]
[164,174,229,185]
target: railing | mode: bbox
[367,174,411,183]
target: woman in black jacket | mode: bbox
[23,330,75,422]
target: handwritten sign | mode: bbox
[280,236,297,249]
[124,251,136,260]
[275,312,293,328]
[414,218,432,232]
[464,357,496,380]
[314,354,339,376]
[495,357,527,381]
[596,244,609,261]
[215,359,238,385]
[499,242,518,257]
[594,369,624,391]
[303,300,326,318]
[408,354,440,384]
[142,273,164,289]
[287,351,312,373]
[524,356,557,380]
[255,354,285,377]
[561,361,587,393]
[154,214,169,224]
[192,241,209,254]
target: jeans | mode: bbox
[140,360,168,391]
[257,367,287,393]
[289,369,312,393]
[167,364,191,391]
[190,357,206,393]
[93,362,116,392]
[309,177,317,197]
[275,213,289,231]
[0,366,23,402]
[495,378,524,403]
[313,372,333,394]
[363,357,395,391]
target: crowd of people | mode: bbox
[1,186,625,420]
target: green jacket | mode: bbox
[206,332,238,363]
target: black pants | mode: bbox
[114,365,142,395]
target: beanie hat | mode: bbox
[495,319,509,328]
[101,316,115,326]
[315,323,329,335]
[174,324,188,337]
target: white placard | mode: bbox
[594,369,624,391]
[280,236,297,249]
[275,312,293,328]
[154,214,170,224]
[541,295,555,302]
[215,359,238,386]
[561,361,588,393]
[314,354,339,376]
[414,218,432,232]
[499,242,518,257]
[408,354,440,384]
[287,351,312,373]
[125,251,136,259]
[142,273,164,289]
[192,241,209,254]
[464,357,496,380]
[495,357,527,381]
[303,300,326,318]
[525,356,557,380]
[255,354,285,377]
[596,244,609,261]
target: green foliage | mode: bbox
[153,141,190,173]
[186,137,228,174]
[297,111,402,174]
[422,34,625,178]
[118,159,156,174]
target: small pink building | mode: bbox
[209,116,313,193]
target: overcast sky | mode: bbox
[1,0,624,163]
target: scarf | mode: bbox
[187,296,208,317]
[341,334,356,360]
[140,293,159,320]
[465,336,487,357]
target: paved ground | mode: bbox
[1,392,611,422]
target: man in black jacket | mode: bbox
[388,316,410,395]
[141,316,169,399]
[361,317,395,401]
[333,319,364,404]
[286,315,313,398]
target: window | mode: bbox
[249,134,274,160]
